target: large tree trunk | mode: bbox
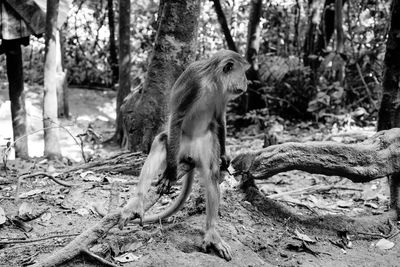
[212,0,237,52]
[121,0,200,152]
[107,0,118,86]
[43,0,62,159]
[5,41,28,158]
[112,0,131,147]
[377,0,400,216]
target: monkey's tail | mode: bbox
[139,168,195,224]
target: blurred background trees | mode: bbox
[0,0,391,154]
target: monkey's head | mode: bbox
[212,50,250,99]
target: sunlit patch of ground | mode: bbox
[0,85,117,162]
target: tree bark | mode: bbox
[107,0,118,86]
[121,0,200,152]
[232,128,400,183]
[43,0,62,159]
[56,30,69,118]
[334,0,344,85]
[315,0,335,56]
[377,0,400,213]
[246,0,262,81]
[237,0,264,115]
[303,0,324,66]
[5,42,28,158]
[212,0,237,52]
[112,0,131,147]
[377,0,400,131]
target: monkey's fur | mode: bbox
[119,50,249,260]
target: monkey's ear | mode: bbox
[223,61,234,73]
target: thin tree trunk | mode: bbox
[246,0,262,81]
[212,0,237,52]
[43,0,62,159]
[121,0,200,152]
[237,0,264,115]
[303,0,323,66]
[107,0,118,86]
[56,30,69,118]
[5,42,28,158]
[377,0,400,214]
[111,0,131,147]
[315,0,335,56]
[334,0,344,85]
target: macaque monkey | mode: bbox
[119,50,249,261]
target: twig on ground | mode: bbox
[267,184,362,199]
[0,233,79,245]
[16,172,75,201]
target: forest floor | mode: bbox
[0,86,399,266]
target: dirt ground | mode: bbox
[0,87,399,266]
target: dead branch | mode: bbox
[64,151,145,175]
[232,128,400,183]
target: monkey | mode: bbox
[119,50,249,261]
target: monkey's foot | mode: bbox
[202,229,232,261]
[118,197,144,229]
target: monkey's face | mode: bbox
[220,60,250,99]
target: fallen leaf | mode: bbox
[18,202,33,217]
[375,238,395,250]
[337,200,353,208]
[40,212,52,221]
[127,242,143,252]
[19,189,45,199]
[364,202,378,209]
[80,171,99,181]
[75,208,89,216]
[114,253,141,263]
[0,206,6,225]
[294,229,316,243]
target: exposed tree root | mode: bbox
[232,128,400,182]
[233,128,400,234]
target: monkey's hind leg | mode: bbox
[118,132,168,228]
[199,132,232,261]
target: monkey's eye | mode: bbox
[223,62,234,73]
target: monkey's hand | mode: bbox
[156,166,177,194]
[203,229,232,261]
[220,154,231,172]
[118,196,145,229]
